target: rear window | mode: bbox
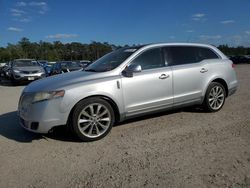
[198,47,219,60]
[60,62,81,68]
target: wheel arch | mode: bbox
[210,78,228,97]
[203,77,229,100]
[67,95,121,126]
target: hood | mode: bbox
[24,70,115,93]
[13,66,44,72]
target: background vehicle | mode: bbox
[18,43,238,141]
[9,59,46,84]
[0,63,9,78]
[229,55,250,64]
[44,66,52,76]
[1,62,13,79]
[50,61,83,75]
[78,60,92,69]
[38,60,51,76]
[38,60,48,67]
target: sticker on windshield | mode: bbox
[124,49,137,53]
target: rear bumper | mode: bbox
[228,80,238,96]
[228,86,237,96]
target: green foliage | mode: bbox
[0,37,115,62]
[218,44,250,56]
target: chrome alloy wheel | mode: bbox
[208,85,225,110]
[77,103,111,138]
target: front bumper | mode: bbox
[13,72,45,81]
[18,96,70,133]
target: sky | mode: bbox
[0,0,250,47]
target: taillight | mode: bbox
[232,63,236,68]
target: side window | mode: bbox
[131,48,165,70]
[165,46,220,66]
[197,47,219,60]
[164,46,200,66]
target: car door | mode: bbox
[164,46,214,106]
[121,47,173,117]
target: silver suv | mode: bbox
[18,43,238,141]
[10,59,46,84]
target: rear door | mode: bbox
[164,46,219,106]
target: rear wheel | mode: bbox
[203,82,226,112]
[71,97,115,141]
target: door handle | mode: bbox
[200,68,208,73]
[159,74,169,79]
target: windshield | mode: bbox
[85,47,140,72]
[60,62,81,68]
[13,60,39,67]
[38,61,48,65]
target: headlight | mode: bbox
[39,69,45,73]
[32,90,65,103]
[13,69,20,73]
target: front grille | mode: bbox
[21,70,39,74]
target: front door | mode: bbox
[121,47,173,116]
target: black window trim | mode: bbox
[126,47,167,72]
[163,45,221,66]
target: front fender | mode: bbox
[62,79,124,120]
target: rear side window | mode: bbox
[164,46,219,66]
[198,47,219,60]
[131,48,165,70]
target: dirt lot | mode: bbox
[0,65,250,188]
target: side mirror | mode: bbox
[122,64,142,77]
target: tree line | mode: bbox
[217,45,250,56]
[0,37,120,62]
[0,37,250,62]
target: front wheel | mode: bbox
[11,76,18,86]
[203,82,226,112]
[71,97,115,141]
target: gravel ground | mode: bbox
[0,65,250,188]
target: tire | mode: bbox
[203,82,226,112]
[11,77,18,86]
[71,97,115,141]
